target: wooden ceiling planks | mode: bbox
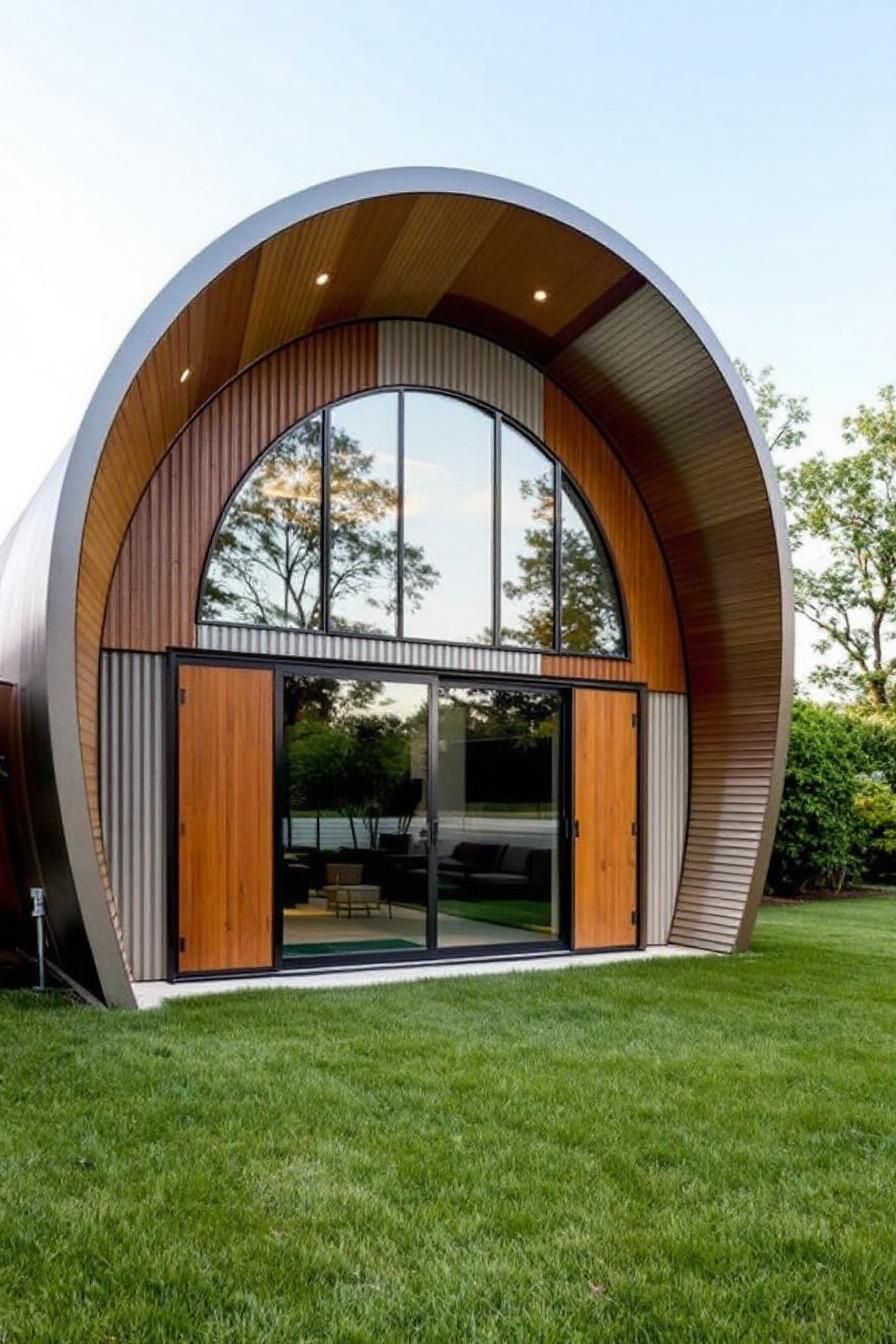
[71,183,788,964]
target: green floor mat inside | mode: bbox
[283,938,421,957]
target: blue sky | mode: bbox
[1,0,894,675]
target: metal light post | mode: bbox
[30,887,46,991]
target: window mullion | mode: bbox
[493,414,501,645]
[397,390,405,640]
[553,462,563,651]
[321,407,331,633]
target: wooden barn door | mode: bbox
[573,688,639,950]
[177,663,274,974]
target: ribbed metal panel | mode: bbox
[550,286,787,953]
[197,624,542,676]
[100,652,166,981]
[645,692,688,945]
[378,321,544,436]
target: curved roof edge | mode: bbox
[24,167,791,1001]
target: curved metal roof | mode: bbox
[0,168,793,1004]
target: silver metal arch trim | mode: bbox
[46,168,792,996]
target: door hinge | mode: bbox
[631,820,638,836]
[573,818,580,839]
[178,687,187,705]
[631,910,638,926]
[179,936,186,952]
[631,711,639,728]
[180,822,186,838]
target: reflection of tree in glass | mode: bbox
[500,470,555,647]
[441,687,557,742]
[201,416,437,630]
[201,418,323,627]
[329,425,435,632]
[286,678,424,849]
[439,688,558,812]
[559,483,624,655]
[500,472,623,655]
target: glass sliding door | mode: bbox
[279,667,568,965]
[280,673,431,960]
[435,685,563,949]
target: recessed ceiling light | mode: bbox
[179,367,191,384]
[314,272,330,287]
[533,288,548,303]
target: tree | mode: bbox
[738,364,896,710]
[500,470,623,653]
[783,387,896,708]
[201,416,437,630]
[768,699,868,894]
[734,360,810,457]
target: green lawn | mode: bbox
[438,896,552,931]
[1,898,895,1343]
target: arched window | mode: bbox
[199,389,626,657]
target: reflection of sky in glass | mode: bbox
[336,676,428,725]
[329,392,398,636]
[201,389,625,657]
[402,393,493,644]
[500,424,554,648]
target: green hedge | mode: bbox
[768,699,896,895]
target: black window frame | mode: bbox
[196,385,630,661]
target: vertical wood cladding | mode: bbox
[573,687,639,950]
[542,383,685,692]
[104,324,377,651]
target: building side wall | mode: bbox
[100,652,166,980]
[645,691,688,945]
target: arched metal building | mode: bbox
[0,169,792,1007]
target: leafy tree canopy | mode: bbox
[739,363,896,710]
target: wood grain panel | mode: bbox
[543,382,685,692]
[573,688,639,949]
[104,324,377,651]
[177,664,273,972]
[448,208,631,338]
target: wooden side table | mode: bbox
[322,884,385,918]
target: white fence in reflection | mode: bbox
[284,814,556,853]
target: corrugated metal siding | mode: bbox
[378,321,544,436]
[197,624,542,676]
[550,287,785,953]
[645,692,688,945]
[100,652,166,981]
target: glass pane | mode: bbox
[500,423,555,648]
[436,686,561,949]
[200,415,322,628]
[402,393,493,644]
[329,393,399,636]
[281,675,429,958]
[560,481,625,655]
